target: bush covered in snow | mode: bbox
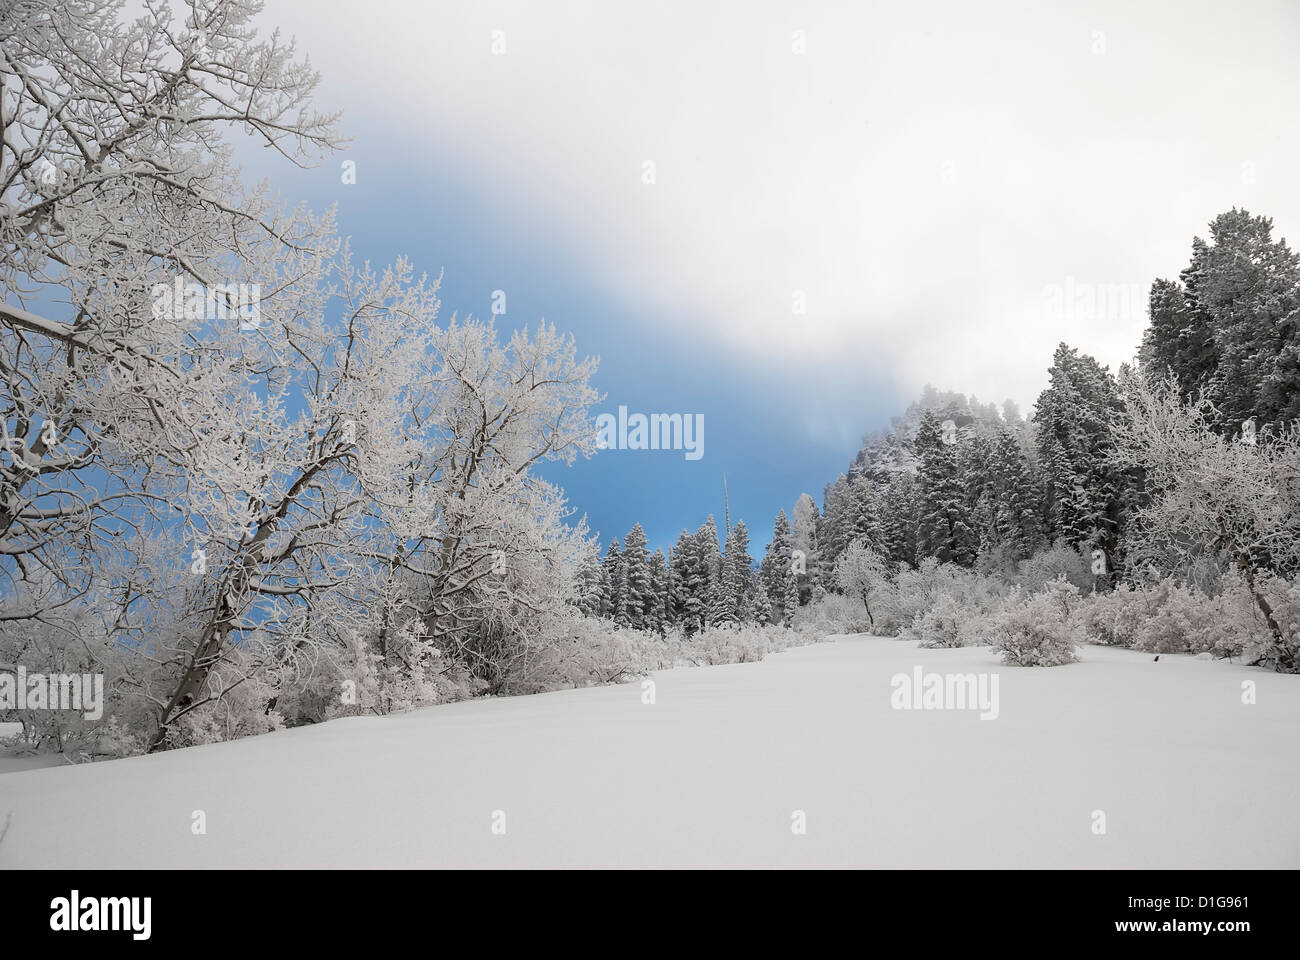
[1069,572,1296,667]
[988,580,1083,666]
[1073,582,1150,647]
[905,592,964,647]
[791,593,874,635]
[1016,542,1095,594]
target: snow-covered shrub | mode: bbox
[1257,577,1300,671]
[893,559,965,632]
[1074,582,1158,647]
[1127,579,1217,654]
[954,603,1000,648]
[988,580,1083,666]
[906,592,964,647]
[0,605,132,759]
[973,542,1021,581]
[791,593,874,635]
[1016,542,1094,594]
[480,614,666,694]
[1156,573,1296,667]
[171,651,286,748]
[685,623,778,665]
[899,589,1001,648]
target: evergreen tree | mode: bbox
[915,410,977,565]
[989,427,1045,559]
[669,530,692,628]
[819,476,853,567]
[966,427,1044,561]
[672,518,720,633]
[880,473,918,567]
[647,548,669,635]
[791,493,822,601]
[718,519,752,623]
[847,475,884,551]
[1141,209,1300,431]
[621,523,651,629]
[601,539,623,621]
[613,559,631,626]
[1033,343,1128,571]
[760,510,793,611]
[782,565,801,624]
[697,515,723,627]
[573,543,607,617]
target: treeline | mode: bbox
[581,209,1300,675]
[780,209,1300,672]
[574,517,773,633]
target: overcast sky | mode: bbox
[235,0,1300,551]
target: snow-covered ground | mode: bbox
[1,635,1295,868]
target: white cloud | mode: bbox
[269,0,1300,411]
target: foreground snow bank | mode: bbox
[0,637,1295,868]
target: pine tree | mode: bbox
[669,530,692,629]
[717,519,752,623]
[880,473,918,567]
[791,493,822,601]
[1033,343,1128,571]
[647,548,669,635]
[573,543,606,617]
[1141,210,1300,431]
[991,427,1044,559]
[621,523,651,629]
[672,519,721,634]
[847,475,884,551]
[915,410,977,565]
[596,562,612,618]
[782,565,800,625]
[760,510,793,613]
[614,561,631,626]
[819,476,852,567]
[602,539,623,621]
[697,515,723,627]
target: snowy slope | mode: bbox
[1,636,1296,868]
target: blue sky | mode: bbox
[232,0,1300,557]
[246,133,901,555]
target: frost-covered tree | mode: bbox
[1033,344,1129,572]
[832,540,892,632]
[915,411,977,566]
[846,475,885,552]
[646,548,669,635]
[972,428,1045,560]
[620,523,651,629]
[669,519,721,634]
[573,543,606,618]
[716,519,752,624]
[791,493,822,600]
[1140,209,1300,431]
[782,565,801,624]
[1,0,341,608]
[1113,373,1300,672]
[760,510,793,613]
[0,0,604,750]
[880,472,919,567]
